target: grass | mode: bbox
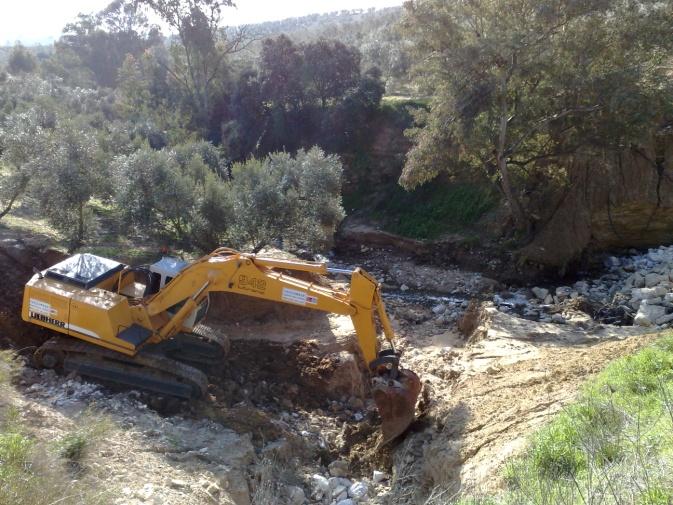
[440,336,673,505]
[0,351,114,505]
[371,183,498,240]
[0,213,62,242]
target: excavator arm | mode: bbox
[139,248,421,442]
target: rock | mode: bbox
[400,284,409,292]
[137,483,154,500]
[655,313,673,325]
[543,294,553,305]
[372,471,387,483]
[333,485,348,500]
[606,256,621,268]
[532,287,549,300]
[261,439,291,461]
[645,273,666,287]
[347,396,364,410]
[555,286,573,301]
[574,281,590,294]
[328,460,350,477]
[336,500,356,505]
[216,467,251,505]
[432,303,447,315]
[169,479,188,489]
[328,477,352,490]
[551,314,566,324]
[326,351,366,398]
[285,485,306,505]
[348,481,369,501]
[633,272,646,288]
[632,286,667,300]
[634,303,667,327]
[312,474,330,495]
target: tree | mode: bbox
[226,147,344,252]
[139,0,250,128]
[31,122,105,248]
[7,44,37,74]
[259,35,304,110]
[303,39,361,108]
[57,1,161,87]
[0,109,49,219]
[221,69,266,160]
[113,147,197,242]
[400,0,673,235]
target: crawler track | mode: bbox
[34,336,214,398]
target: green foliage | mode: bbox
[0,351,21,387]
[114,143,344,252]
[401,0,673,232]
[0,353,114,505]
[30,120,105,249]
[224,147,345,252]
[113,144,201,242]
[56,2,161,88]
[370,184,497,240]
[56,413,113,465]
[7,44,37,75]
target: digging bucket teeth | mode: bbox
[369,351,422,444]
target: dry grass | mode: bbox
[0,352,115,505]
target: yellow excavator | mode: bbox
[22,247,420,443]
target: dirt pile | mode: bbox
[16,366,255,505]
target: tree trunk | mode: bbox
[496,76,530,234]
[77,202,85,249]
[0,188,21,220]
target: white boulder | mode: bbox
[634,303,667,327]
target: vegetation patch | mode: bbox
[372,183,498,240]
[0,352,114,505]
[457,336,673,505]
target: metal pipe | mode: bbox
[326,267,355,275]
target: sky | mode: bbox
[0,0,404,46]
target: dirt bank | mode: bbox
[385,304,656,502]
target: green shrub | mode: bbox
[373,183,498,240]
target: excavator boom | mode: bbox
[22,248,421,443]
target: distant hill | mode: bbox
[1,7,412,93]
[228,7,413,94]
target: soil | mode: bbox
[0,238,64,351]
[0,240,665,504]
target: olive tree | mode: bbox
[30,121,105,249]
[225,147,345,252]
[0,109,50,220]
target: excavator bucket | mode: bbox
[372,368,422,444]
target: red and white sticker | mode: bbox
[282,288,318,306]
